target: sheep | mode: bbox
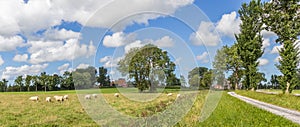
[167,93,173,96]
[114,93,119,97]
[85,94,91,99]
[53,95,64,102]
[29,96,39,101]
[176,94,181,98]
[92,94,98,98]
[46,97,51,102]
[63,95,69,100]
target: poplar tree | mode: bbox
[236,0,264,90]
[263,0,300,94]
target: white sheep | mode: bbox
[114,93,119,97]
[46,97,51,102]
[85,94,91,99]
[167,93,173,96]
[53,95,64,102]
[63,95,69,100]
[29,96,39,101]
[92,94,98,98]
[176,94,181,98]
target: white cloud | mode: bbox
[270,45,283,54]
[196,52,209,63]
[57,63,73,74]
[261,30,276,39]
[190,21,221,46]
[216,11,241,38]
[76,63,90,69]
[1,64,48,80]
[58,63,70,71]
[0,0,193,36]
[274,56,281,62]
[13,54,28,62]
[27,39,96,64]
[0,55,4,66]
[99,56,112,63]
[43,28,81,41]
[0,35,25,51]
[100,56,123,68]
[258,58,269,66]
[124,40,144,53]
[153,36,174,48]
[262,38,271,49]
[103,32,137,47]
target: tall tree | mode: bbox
[40,72,48,92]
[236,0,264,90]
[31,75,40,91]
[270,74,279,89]
[188,67,209,88]
[61,71,74,90]
[2,79,8,92]
[263,0,300,94]
[224,45,244,90]
[25,75,32,92]
[180,75,187,86]
[97,67,111,86]
[14,75,24,92]
[118,44,175,92]
[213,47,227,86]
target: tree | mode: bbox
[118,44,176,92]
[224,45,244,90]
[25,75,32,92]
[270,74,279,89]
[236,0,264,90]
[0,79,7,92]
[61,71,74,90]
[14,75,24,92]
[201,69,214,88]
[180,75,187,86]
[97,67,111,86]
[263,0,300,94]
[213,47,227,87]
[74,66,97,89]
[188,67,209,88]
[31,75,40,91]
[39,72,48,92]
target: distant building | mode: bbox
[117,78,128,87]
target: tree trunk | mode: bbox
[27,86,30,92]
[235,72,239,90]
[285,82,290,94]
[251,87,255,91]
[36,85,37,91]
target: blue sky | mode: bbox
[0,0,289,84]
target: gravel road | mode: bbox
[228,92,300,125]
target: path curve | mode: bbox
[228,92,300,125]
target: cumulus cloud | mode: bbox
[13,54,28,62]
[262,38,271,49]
[274,56,281,62]
[216,11,241,38]
[0,55,4,66]
[0,0,193,35]
[270,45,283,54]
[190,22,221,46]
[103,32,136,47]
[124,40,144,53]
[76,63,90,69]
[99,56,123,68]
[1,64,48,80]
[258,58,269,66]
[27,39,96,64]
[196,52,209,63]
[261,30,276,39]
[57,63,73,74]
[43,28,81,41]
[152,36,174,48]
[0,35,25,51]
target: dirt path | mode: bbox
[228,92,300,125]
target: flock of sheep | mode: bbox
[29,95,69,102]
[29,93,181,102]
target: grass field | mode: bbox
[257,89,300,94]
[236,90,300,111]
[0,88,298,126]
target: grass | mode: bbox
[236,90,300,111]
[0,89,298,126]
[257,89,300,94]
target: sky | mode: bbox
[0,0,293,84]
